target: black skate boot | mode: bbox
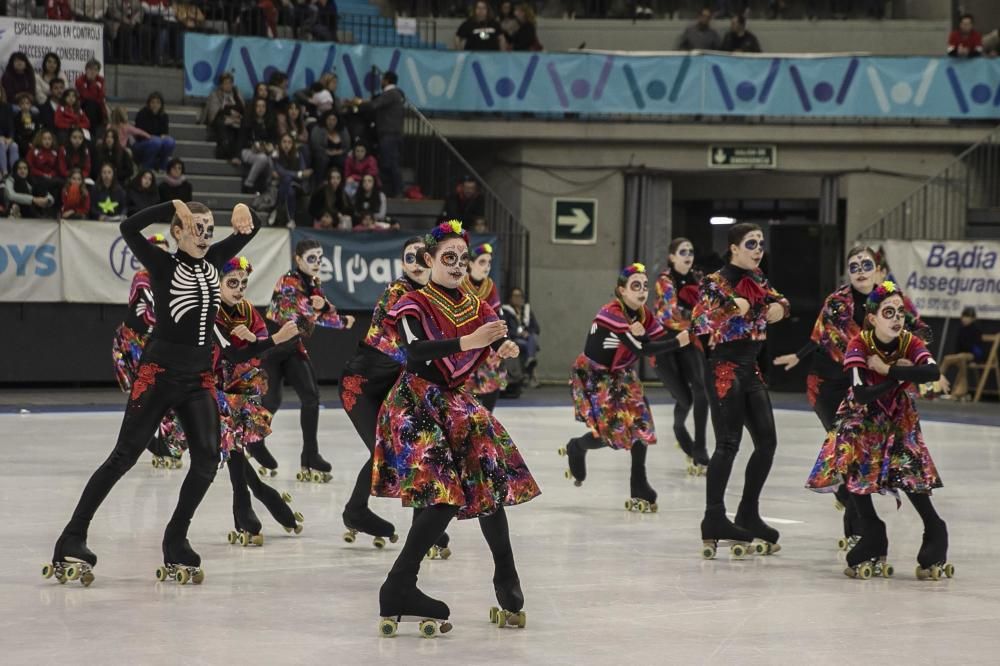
[158,524,204,585]
[378,577,452,637]
[916,519,953,580]
[833,485,862,551]
[626,443,657,512]
[426,530,452,560]
[689,442,710,477]
[558,438,587,486]
[845,517,892,579]
[228,502,264,548]
[735,501,781,555]
[247,440,278,478]
[43,529,97,586]
[343,506,398,549]
[298,451,332,483]
[490,571,526,628]
[256,486,304,534]
[700,505,755,559]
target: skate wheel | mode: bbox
[239,532,250,547]
[418,619,437,638]
[943,563,955,578]
[881,563,894,578]
[80,571,95,587]
[227,531,237,544]
[426,548,437,560]
[489,606,498,623]
[515,611,526,629]
[295,471,304,482]
[565,470,572,480]
[390,534,399,544]
[42,563,54,579]
[293,511,304,523]
[281,492,292,503]
[252,534,264,547]
[155,566,169,582]
[731,544,747,558]
[915,565,928,580]
[439,546,452,560]
[833,499,844,511]
[311,472,322,483]
[930,565,942,580]
[373,537,386,549]
[837,537,848,551]
[65,565,79,581]
[258,467,267,478]
[701,545,716,560]
[343,530,357,544]
[293,524,303,535]
[557,447,566,456]
[174,458,183,469]
[378,618,398,637]
[57,573,67,584]
[858,563,873,580]
[754,542,766,555]
[176,568,190,585]
[624,500,633,511]
[648,502,658,513]
[192,570,205,584]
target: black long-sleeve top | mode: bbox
[119,202,261,353]
[134,107,170,138]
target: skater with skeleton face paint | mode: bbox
[254,240,355,482]
[806,281,950,581]
[44,200,261,587]
[460,243,508,413]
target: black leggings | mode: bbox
[66,361,220,539]
[261,343,321,460]
[705,346,777,512]
[811,373,850,433]
[341,358,400,511]
[653,344,709,450]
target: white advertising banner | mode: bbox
[0,220,63,302]
[0,17,104,89]
[61,221,291,306]
[883,239,1000,319]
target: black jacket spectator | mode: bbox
[444,178,486,224]
[135,102,170,137]
[721,17,762,53]
[127,170,160,213]
[159,176,193,203]
[678,9,721,51]
[456,1,506,51]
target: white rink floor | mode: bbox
[4,403,1000,665]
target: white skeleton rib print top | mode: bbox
[119,201,260,348]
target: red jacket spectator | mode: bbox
[344,154,380,187]
[58,145,92,179]
[948,15,984,57]
[75,74,106,107]
[28,146,59,178]
[55,105,91,131]
[46,0,73,20]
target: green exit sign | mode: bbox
[708,145,777,169]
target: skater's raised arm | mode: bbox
[207,203,262,266]
[119,201,176,275]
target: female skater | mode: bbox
[371,220,540,636]
[651,237,710,476]
[564,263,690,512]
[339,237,427,549]
[773,245,930,550]
[44,200,260,586]
[253,240,355,481]
[110,232,184,469]
[461,242,507,412]
[806,281,950,580]
[692,223,789,558]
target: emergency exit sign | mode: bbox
[708,145,777,169]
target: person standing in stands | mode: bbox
[947,13,983,58]
[721,15,761,53]
[677,7,721,51]
[351,71,404,199]
[455,1,507,51]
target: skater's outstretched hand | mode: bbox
[773,353,799,370]
[273,320,300,344]
[343,314,355,328]
[629,321,646,337]
[231,324,257,342]
[231,203,254,234]
[172,199,194,234]
[497,339,519,359]
[675,330,690,347]
[462,320,507,350]
[733,297,750,316]
[766,302,785,323]
[896,359,913,367]
[310,294,327,310]
[867,355,891,376]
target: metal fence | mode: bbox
[403,103,530,293]
[856,126,1000,242]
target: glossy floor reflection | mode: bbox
[4,404,1000,664]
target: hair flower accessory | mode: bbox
[866,280,900,312]
[222,256,254,275]
[424,219,470,248]
[471,242,493,259]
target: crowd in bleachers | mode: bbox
[0,52,183,220]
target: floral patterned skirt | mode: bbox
[112,324,147,392]
[806,393,942,496]
[570,354,655,451]
[465,351,509,396]
[372,371,540,519]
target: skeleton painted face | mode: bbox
[176,213,215,259]
[221,269,249,306]
[295,247,324,277]
[869,294,906,342]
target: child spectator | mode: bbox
[2,53,37,106]
[55,89,91,142]
[133,92,176,171]
[93,127,135,185]
[309,167,353,229]
[352,210,396,231]
[127,169,159,213]
[60,168,90,220]
[4,159,55,218]
[352,173,387,221]
[13,93,39,157]
[27,128,62,202]
[58,127,92,182]
[91,163,128,221]
[343,141,379,197]
[158,157,193,202]
[75,58,108,131]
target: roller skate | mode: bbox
[296,452,332,483]
[378,579,452,638]
[157,533,205,585]
[915,520,954,580]
[42,532,96,587]
[343,506,398,549]
[147,437,183,470]
[837,504,861,552]
[735,502,781,556]
[425,531,452,560]
[258,488,304,534]
[844,520,892,579]
[558,438,586,486]
[625,475,658,513]
[687,442,709,477]
[227,504,264,548]
[700,507,754,559]
[489,572,526,629]
[247,441,278,478]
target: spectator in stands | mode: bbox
[91,163,128,221]
[175,1,207,30]
[35,53,62,107]
[309,110,348,187]
[309,167,353,230]
[5,159,55,218]
[253,82,272,109]
[343,141,380,197]
[948,14,983,58]
[0,88,18,181]
[273,133,312,224]
[13,94,38,158]
[55,89,91,142]
[105,1,143,65]
[141,0,182,65]
[46,0,73,20]
[268,71,291,119]
[721,15,761,53]
[351,71,404,198]
[127,169,159,212]
[59,168,90,220]
[444,175,485,223]
[295,72,340,118]
[27,128,63,204]
[94,128,135,185]
[471,215,488,234]
[58,127,92,183]
[352,210,397,231]
[508,3,540,52]
[455,0,506,51]
[240,97,277,193]
[109,105,153,167]
[76,59,108,132]
[677,7,720,51]
[133,92,176,172]
[939,306,985,400]
[353,173,387,221]
[202,72,245,164]
[2,53,37,110]
[158,157,193,202]
[38,79,66,131]
[286,102,310,145]
[501,286,541,387]
[498,2,519,40]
